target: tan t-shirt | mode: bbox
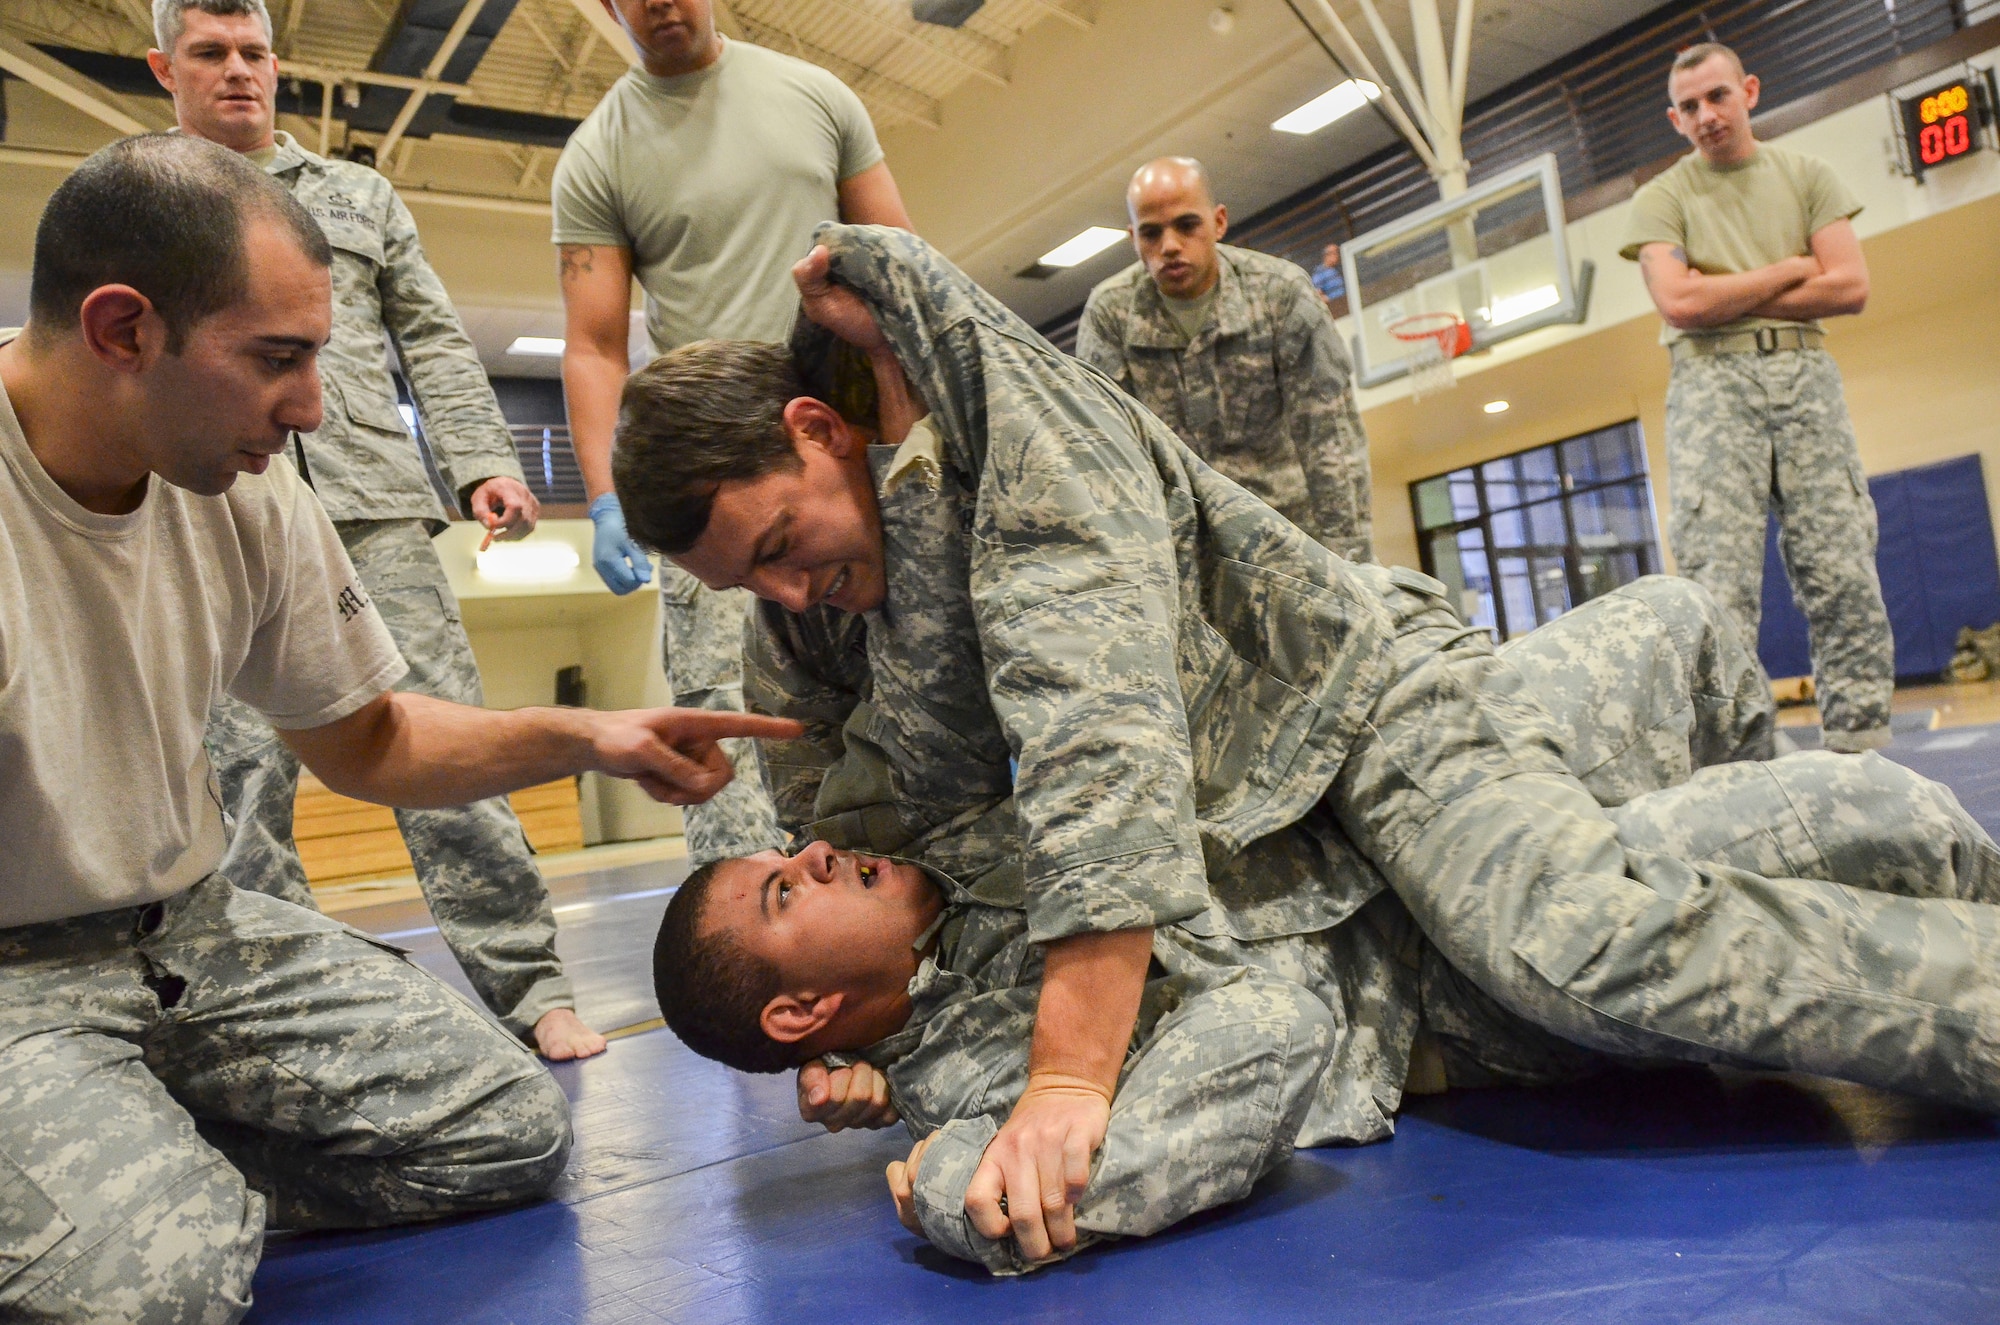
[0,377,405,928]
[1619,143,1862,344]
[551,38,884,353]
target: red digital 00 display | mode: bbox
[1902,77,1981,179]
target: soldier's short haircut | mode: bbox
[1127,155,1214,213]
[614,340,807,555]
[1670,41,1744,85]
[653,859,804,1074]
[153,0,273,53]
[28,133,330,354]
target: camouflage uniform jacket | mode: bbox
[743,226,1439,1268]
[264,132,523,525]
[758,223,1406,950]
[1074,244,1373,559]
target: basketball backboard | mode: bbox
[1342,153,1592,389]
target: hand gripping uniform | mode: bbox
[747,225,2000,1272]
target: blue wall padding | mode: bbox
[1758,453,2000,681]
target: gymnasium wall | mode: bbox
[1355,49,2000,574]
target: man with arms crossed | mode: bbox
[613,225,2000,1272]
[0,135,794,1323]
[147,0,607,1059]
[1077,156,1373,561]
[1623,41,1892,752]
[554,0,911,867]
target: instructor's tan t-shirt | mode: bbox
[551,37,884,353]
[1619,142,1861,344]
[0,378,405,929]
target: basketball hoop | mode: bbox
[1388,313,1472,400]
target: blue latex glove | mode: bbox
[588,492,653,595]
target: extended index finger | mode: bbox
[655,709,806,744]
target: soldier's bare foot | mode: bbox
[533,1008,607,1061]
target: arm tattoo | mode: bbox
[559,245,595,284]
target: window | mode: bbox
[1410,421,1660,640]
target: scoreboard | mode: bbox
[1899,73,1992,181]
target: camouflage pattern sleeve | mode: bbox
[970,388,1213,944]
[1072,291,1134,394]
[808,223,1213,944]
[1276,279,1373,561]
[375,189,524,512]
[901,966,1335,1274]
[741,598,868,835]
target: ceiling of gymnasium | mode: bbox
[0,0,1671,375]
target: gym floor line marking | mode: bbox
[373,885,679,941]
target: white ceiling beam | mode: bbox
[0,33,167,135]
[1302,0,1441,173]
[561,0,639,68]
[730,15,943,129]
[0,142,548,217]
[819,0,1009,88]
[1351,0,1447,145]
[1448,0,1474,136]
[377,0,492,165]
[277,60,475,98]
[115,0,155,41]
[278,0,309,57]
[1019,0,1093,31]
[513,6,574,72]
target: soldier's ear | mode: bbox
[782,397,861,460]
[763,991,844,1045]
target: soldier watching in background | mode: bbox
[148,0,609,1060]
[1622,41,1892,752]
[1076,157,1374,562]
[552,0,912,871]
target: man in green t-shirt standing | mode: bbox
[552,0,911,865]
[1621,41,1891,752]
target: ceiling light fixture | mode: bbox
[1272,80,1382,135]
[1483,400,1510,414]
[1037,226,1127,269]
[475,540,582,584]
[506,336,566,357]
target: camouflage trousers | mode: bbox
[205,519,570,1038]
[1665,348,1894,749]
[658,565,786,866]
[0,875,570,1325]
[1336,572,2000,1111]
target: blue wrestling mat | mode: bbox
[249,722,2000,1323]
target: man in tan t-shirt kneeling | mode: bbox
[0,134,798,1325]
[1621,41,1893,752]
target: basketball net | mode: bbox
[1388,313,1470,402]
[1405,337,1456,400]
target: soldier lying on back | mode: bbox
[616,224,2000,1274]
[652,580,2000,1273]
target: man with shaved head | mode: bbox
[1077,156,1373,561]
